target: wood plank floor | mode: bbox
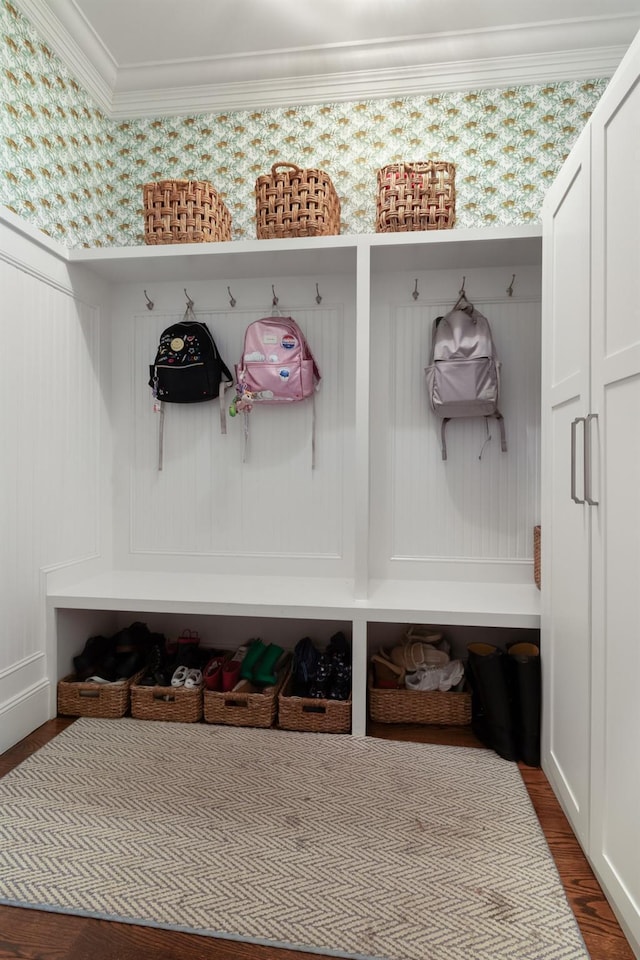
[0,720,634,960]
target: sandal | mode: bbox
[171,665,189,687]
[184,668,203,690]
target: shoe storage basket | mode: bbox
[204,664,288,728]
[142,179,232,245]
[278,667,352,734]
[368,670,472,726]
[376,162,456,232]
[57,671,142,719]
[130,679,203,723]
[255,163,341,239]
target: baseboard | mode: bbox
[0,681,51,755]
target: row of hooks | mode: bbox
[143,283,324,312]
[411,273,516,302]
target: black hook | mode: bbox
[506,274,516,297]
[412,279,419,301]
[315,283,322,305]
[184,288,194,308]
[143,290,154,311]
[459,275,466,297]
[227,286,237,308]
[272,285,279,307]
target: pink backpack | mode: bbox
[231,316,321,462]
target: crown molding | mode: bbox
[110,46,627,119]
[12,4,639,119]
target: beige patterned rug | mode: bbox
[0,718,588,960]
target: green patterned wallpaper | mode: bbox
[1,0,608,248]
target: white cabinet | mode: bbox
[542,29,640,954]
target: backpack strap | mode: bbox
[158,402,165,472]
[440,418,450,461]
[495,410,507,452]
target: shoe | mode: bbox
[175,629,201,669]
[139,633,170,686]
[466,643,518,762]
[203,656,225,691]
[252,643,285,686]
[73,634,113,681]
[291,637,319,697]
[326,632,351,700]
[371,650,404,689]
[507,641,541,767]
[240,639,267,681]
[222,646,248,691]
[184,668,203,690]
[171,665,189,687]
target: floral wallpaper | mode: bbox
[1,0,608,248]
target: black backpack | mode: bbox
[149,306,232,469]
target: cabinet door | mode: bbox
[589,31,640,949]
[541,127,592,847]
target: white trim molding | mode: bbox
[11,4,640,118]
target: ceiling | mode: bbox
[14,0,640,118]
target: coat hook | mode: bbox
[459,276,466,297]
[315,283,322,305]
[412,278,419,301]
[506,273,516,297]
[227,286,237,308]
[143,290,154,311]
[272,284,279,307]
[184,288,194,308]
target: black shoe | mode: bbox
[73,635,113,681]
[292,637,319,697]
[507,642,541,767]
[466,643,519,762]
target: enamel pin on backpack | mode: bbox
[230,315,321,464]
[149,304,233,470]
[425,295,506,460]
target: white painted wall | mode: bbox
[0,216,112,751]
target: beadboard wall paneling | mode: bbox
[370,266,541,582]
[114,280,355,574]
[0,254,103,679]
[0,3,609,247]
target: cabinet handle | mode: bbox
[571,417,586,504]
[585,412,599,506]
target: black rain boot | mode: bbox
[466,642,519,762]
[507,642,541,767]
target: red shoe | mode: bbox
[202,656,224,691]
[222,646,248,691]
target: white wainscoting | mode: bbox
[370,265,541,582]
[0,222,110,749]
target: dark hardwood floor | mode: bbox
[0,719,634,960]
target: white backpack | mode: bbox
[425,297,507,460]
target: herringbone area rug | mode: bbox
[0,718,588,960]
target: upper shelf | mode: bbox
[65,224,542,283]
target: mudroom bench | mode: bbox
[46,568,541,736]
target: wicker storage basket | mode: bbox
[57,671,142,719]
[130,678,203,723]
[255,163,341,240]
[278,668,351,734]
[203,663,288,728]
[534,525,541,589]
[142,179,232,245]
[376,162,456,233]
[368,670,471,726]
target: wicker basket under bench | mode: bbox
[278,668,351,734]
[57,671,143,719]
[368,671,471,726]
[130,679,203,723]
[203,662,288,728]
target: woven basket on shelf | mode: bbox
[277,668,351,734]
[255,163,341,239]
[534,525,541,589]
[130,678,203,723]
[203,663,288,728]
[142,179,232,245]
[376,162,456,233]
[57,671,142,719]
[368,670,471,726]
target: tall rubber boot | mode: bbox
[466,642,518,762]
[507,642,541,767]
